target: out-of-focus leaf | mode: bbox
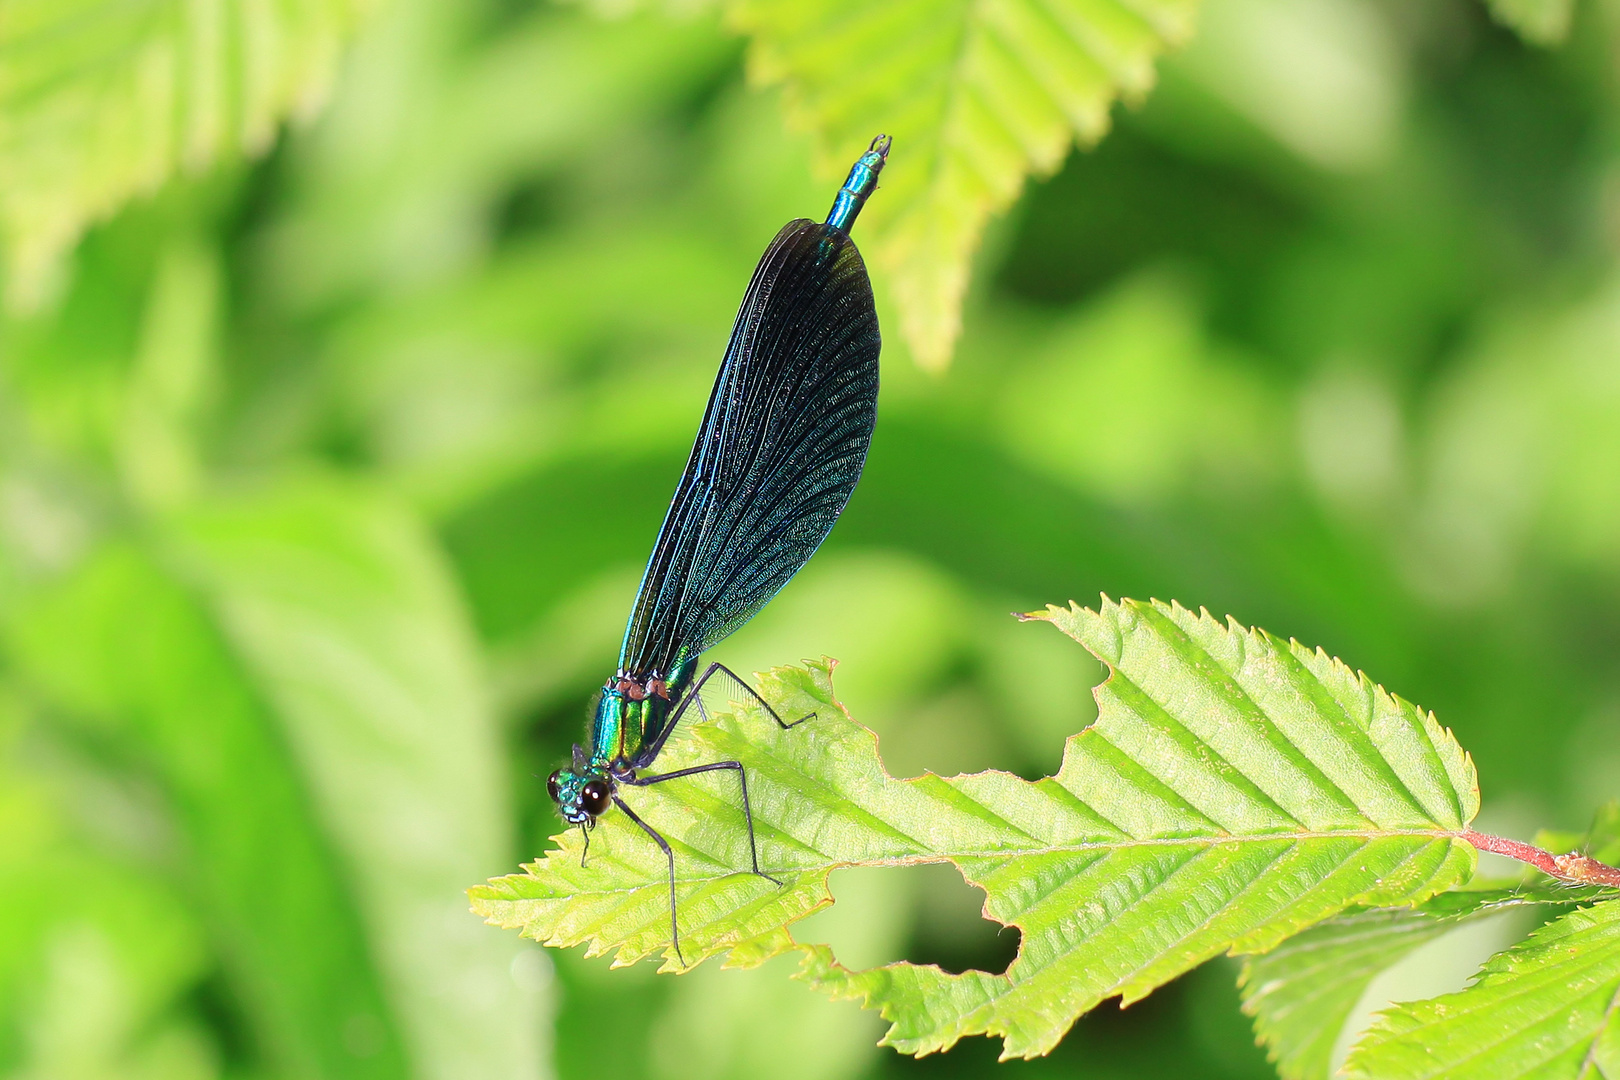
[1582,803,1619,864]
[1167,0,1403,173]
[10,920,216,1080]
[325,222,742,512]
[648,954,885,1080]
[1242,806,1620,1080]
[1484,0,1575,45]
[713,550,976,768]
[1535,803,1620,870]
[1343,898,1620,1080]
[169,476,548,1080]
[265,6,736,309]
[1417,275,1620,601]
[3,541,409,1079]
[1243,807,1620,1080]
[117,236,220,511]
[473,598,1478,1060]
[0,706,216,1077]
[729,0,1199,369]
[0,0,376,308]
[997,271,1278,502]
[1242,909,1455,1080]
[4,475,550,1079]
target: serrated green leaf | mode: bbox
[1242,804,1620,1080]
[1239,884,1615,1080]
[727,0,1199,369]
[473,597,1479,1060]
[0,0,376,308]
[1344,898,1620,1080]
[1484,0,1575,45]
[1241,913,1453,1080]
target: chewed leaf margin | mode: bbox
[472,597,1481,1061]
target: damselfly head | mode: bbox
[548,766,612,825]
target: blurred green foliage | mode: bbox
[0,0,1617,1078]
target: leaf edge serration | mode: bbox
[472,598,1481,1060]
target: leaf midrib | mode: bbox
[510,827,1467,900]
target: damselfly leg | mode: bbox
[615,666,813,965]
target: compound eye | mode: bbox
[546,770,563,805]
[580,779,610,817]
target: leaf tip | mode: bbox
[1014,603,1066,623]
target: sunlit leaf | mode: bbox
[1343,898,1620,1080]
[472,597,1478,1060]
[0,0,376,307]
[727,0,1199,369]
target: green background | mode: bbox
[0,0,1615,1078]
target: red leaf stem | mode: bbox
[1461,829,1620,888]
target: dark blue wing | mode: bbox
[617,219,880,678]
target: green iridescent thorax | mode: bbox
[585,653,700,772]
[549,655,700,824]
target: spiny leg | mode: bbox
[625,759,782,886]
[694,662,816,731]
[612,794,685,967]
[640,661,815,765]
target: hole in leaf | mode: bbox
[879,683,1027,781]
[793,863,1019,976]
[904,862,1021,975]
